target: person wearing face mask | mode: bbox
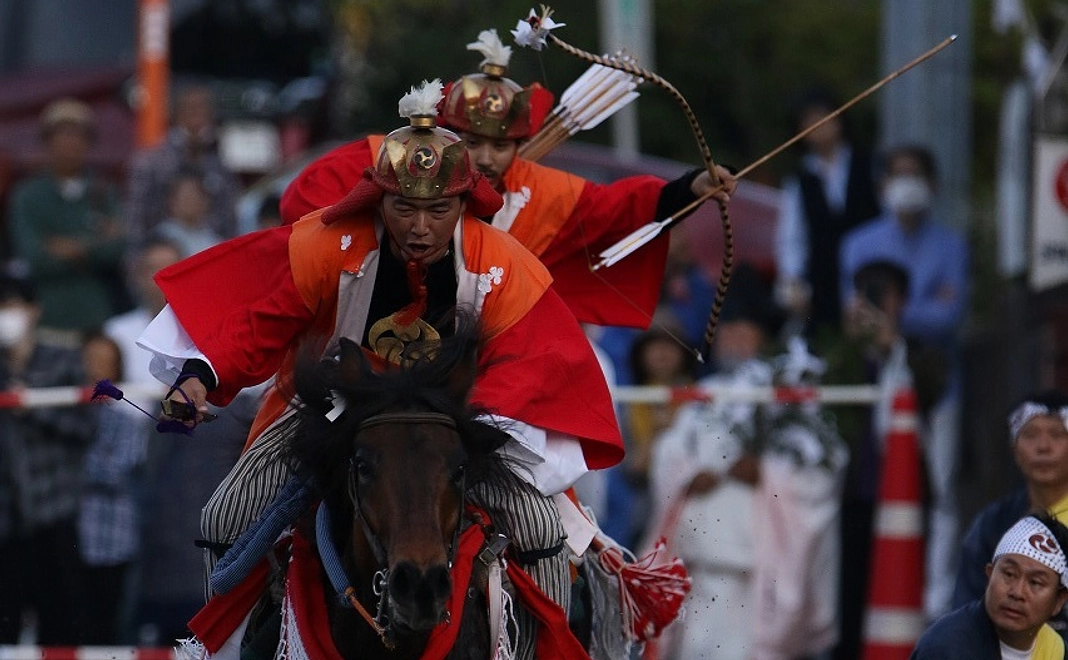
[0,271,95,645]
[839,144,970,625]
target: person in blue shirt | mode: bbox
[839,144,970,622]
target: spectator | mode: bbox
[134,386,256,646]
[645,263,783,660]
[775,88,882,340]
[125,82,241,244]
[7,98,127,336]
[840,144,970,619]
[151,170,225,258]
[910,513,1068,659]
[78,332,148,644]
[256,193,283,231]
[597,230,716,386]
[104,239,181,414]
[827,258,947,660]
[0,271,93,644]
[952,390,1068,641]
[602,310,697,549]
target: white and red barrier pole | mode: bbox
[0,383,883,410]
[0,647,177,660]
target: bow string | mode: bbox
[514,5,733,361]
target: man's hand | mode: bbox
[162,376,211,427]
[691,165,738,206]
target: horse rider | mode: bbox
[279,28,736,330]
[136,80,622,658]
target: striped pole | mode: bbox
[0,647,177,660]
[0,383,883,410]
[861,388,926,659]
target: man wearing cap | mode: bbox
[138,80,621,655]
[8,98,126,335]
[911,513,1068,659]
[280,29,736,330]
[953,390,1068,642]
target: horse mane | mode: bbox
[282,315,510,500]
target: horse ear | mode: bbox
[443,341,478,406]
[338,337,366,384]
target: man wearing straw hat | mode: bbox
[280,28,736,330]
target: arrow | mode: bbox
[593,34,959,271]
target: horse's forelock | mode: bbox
[285,318,492,492]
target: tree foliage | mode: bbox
[325,0,1061,197]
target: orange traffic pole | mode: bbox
[136,0,169,148]
[861,388,926,660]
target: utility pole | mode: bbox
[879,0,972,232]
[597,0,652,161]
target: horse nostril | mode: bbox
[390,562,418,600]
[428,565,451,601]
[389,562,453,607]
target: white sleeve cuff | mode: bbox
[477,413,590,496]
[136,304,219,387]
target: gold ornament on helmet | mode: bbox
[441,29,552,140]
[371,79,476,199]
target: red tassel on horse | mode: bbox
[594,535,692,642]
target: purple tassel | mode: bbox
[92,378,190,435]
[91,379,125,402]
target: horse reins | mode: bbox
[336,409,466,647]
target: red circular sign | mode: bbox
[1055,158,1068,213]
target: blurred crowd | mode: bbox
[0,79,1050,660]
[0,87,267,647]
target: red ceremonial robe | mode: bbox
[279,136,670,328]
[154,210,623,470]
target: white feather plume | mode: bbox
[397,79,444,118]
[467,29,512,68]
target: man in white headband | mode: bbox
[952,390,1068,646]
[911,513,1068,659]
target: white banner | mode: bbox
[1030,134,1068,291]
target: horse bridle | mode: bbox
[341,410,467,647]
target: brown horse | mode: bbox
[284,326,512,660]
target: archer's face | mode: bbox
[379,194,464,265]
[461,132,519,190]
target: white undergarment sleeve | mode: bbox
[478,413,589,496]
[136,304,219,387]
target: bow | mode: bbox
[514,5,733,361]
[515,8,959,360]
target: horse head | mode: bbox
[287,321,506,650]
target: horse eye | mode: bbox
[352,458,375,483]
[451,464,466,485]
